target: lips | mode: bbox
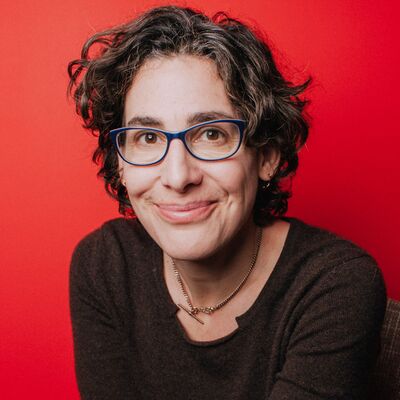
[157,201,213,211]
[154,201,217,223]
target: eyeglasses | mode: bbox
[109,119,246,166]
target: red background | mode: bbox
[1,0,399,398]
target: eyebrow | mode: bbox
[187,111,236,125]
[126,116,163,127]
[125,111,236,129]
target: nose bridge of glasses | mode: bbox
[161,129,193,158]
[161,133,198,172]
[166,129,192,153]
[164,128,190,143]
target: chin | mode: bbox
[135,206,245,261]
[159,234,218,261]
[144,224,219,261]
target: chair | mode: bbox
[368,298,400,399]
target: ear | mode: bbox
[258,147,280,181]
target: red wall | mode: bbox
[1,1,399,398]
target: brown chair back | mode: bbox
[369,298,400,399]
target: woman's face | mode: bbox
[121,55,272,260]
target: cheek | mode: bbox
[123,167,157,204]
[237,169,259,207]
[211,158,259,205]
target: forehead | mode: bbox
[123,55,237,128]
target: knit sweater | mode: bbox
[69,217,386,399]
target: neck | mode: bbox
[166,220,261,307]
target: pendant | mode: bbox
[177,303,205,325]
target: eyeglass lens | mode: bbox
[116,121,241,165]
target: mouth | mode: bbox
[154,201,217,224]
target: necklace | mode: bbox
[171,227,263,325]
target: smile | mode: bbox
[154,201,217,224]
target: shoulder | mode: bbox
[280,217,386,316]
[70,217,159,283]
[285,217,382,278]
[71,217,151,260]
[69,218,162,317]
[267,218,387,397]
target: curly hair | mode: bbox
[68,5,311,224]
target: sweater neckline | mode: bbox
[151,217,301,347]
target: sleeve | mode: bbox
[69,231,135,399]
[268,255,387,400]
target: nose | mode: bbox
[160,138,203,192]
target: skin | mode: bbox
[120,55,288,339]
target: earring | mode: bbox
[261,180,270,190]
[260,173,272,190]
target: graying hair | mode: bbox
[68,5,311,224]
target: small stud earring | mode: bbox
[261,180,270,190]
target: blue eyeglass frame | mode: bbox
[109,118,247,166]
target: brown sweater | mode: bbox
[69,217,386,399]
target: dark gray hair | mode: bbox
[68,5,311,224]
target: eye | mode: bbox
[142,132,158,144]
[134,130,165,145]
[203,129,222,141]
[195,128,228,143]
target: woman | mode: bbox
[68,6,386,399]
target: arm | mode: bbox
[69,232,135,399]
[269,256,387,400]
